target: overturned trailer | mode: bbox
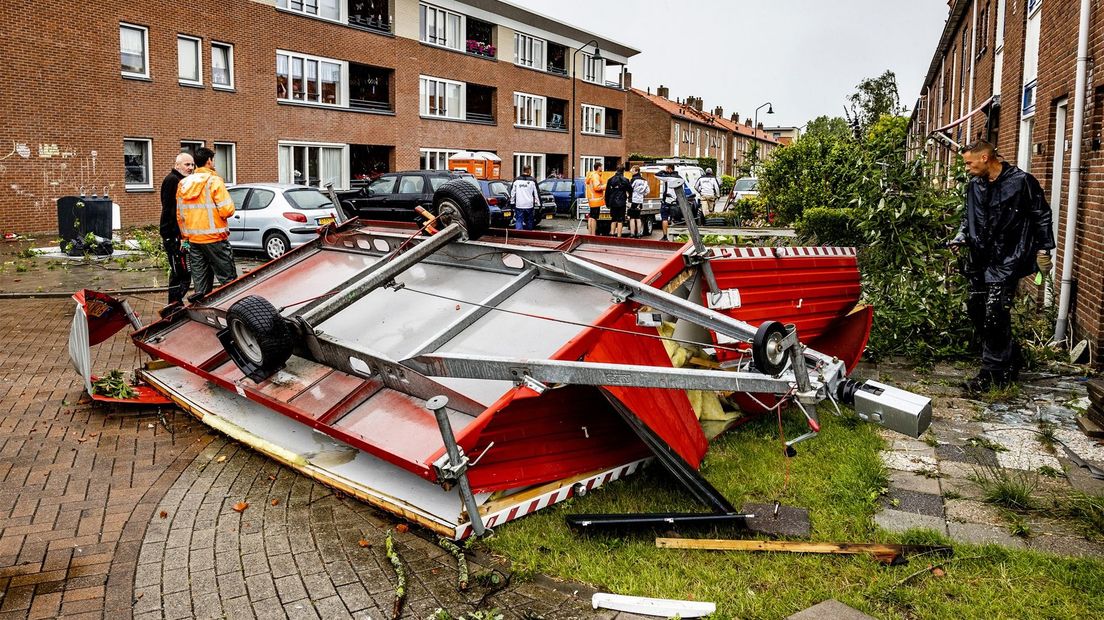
[118,180,930,539]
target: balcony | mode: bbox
[465,16,495,59]
[349,63,392,112]
[466,83,495,124]
[605,108,623,137]
[547,42,567,75]
[348,0,391,33]
[546,97,568,132]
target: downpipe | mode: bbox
[1053,0,1092,345]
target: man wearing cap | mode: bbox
[694,167,722,216]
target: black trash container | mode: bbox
[57,195,113,255]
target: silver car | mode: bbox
[225,183,343,260]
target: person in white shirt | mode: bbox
[628,166,649,238]
[510,165,541,230]
[694,168,723,215]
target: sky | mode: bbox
[519,0,950,128]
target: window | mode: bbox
[398,175,425,194]
[278,142,346,189]
[178,35,202,85]
[246,189,275,210]
[1027,0,1042,15]
[276,0,340,22]
[420,148,463,170]
[978,3,990,55]
[580,53,603,84]
[212,42,234,89]
[514,33,545,70]
[420,3,463,51]
[581,104,605,135]
[123,138,152,190]
[580,156,602,175]
[514,92,546,128]
[180,141,203,159]
[369,176,398,195]
[1022,79,1037,117]
[420,76,464,119]
[214,142,236,184]
[277,51,344,106]
[120,23,149,78]
[514,153,545,179]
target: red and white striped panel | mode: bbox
[707,246,858,259]
[453,458,651,539]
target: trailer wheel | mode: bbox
[752,321,789,376]
[432,179,490,240]
[226,295,292,375]
[642,216,653,236]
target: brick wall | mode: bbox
[0,0,629,233]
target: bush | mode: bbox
[720,175,737,196]
[796,207,861,246]
[722,196,767,226]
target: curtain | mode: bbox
[278,146,291,184]
[320,148,342,188]
[120,27,145,73]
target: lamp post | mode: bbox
[753,101,773,222]
[570,40,601,217]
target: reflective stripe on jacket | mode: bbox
[176,167,235,244]
[585,171,606,207]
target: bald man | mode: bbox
[160,152,196,307]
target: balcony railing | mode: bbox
[465,40,496,59]
[548,65,568,76]
[466,111,495,124]
[604,129,622,137]
[348,14,391,33]
[350,98,392,112]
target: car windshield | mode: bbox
[285,188,332,210]
[734,179,758,191]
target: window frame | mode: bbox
[120,23,150,79]
[581,104,605,135]
[211,42,235,90]
[995,0,1007,51]
[420,147,464,170]
[276,50,347,107]
[1027,0,1042,16]
[513,92,546,129]
[275,0,343,23]
[513,153,545,180]
[514,32,546,71]
[580,156,603,176]
[1022,79,1038,118]
[214,142,237,185]
[177,34,203,86]
[179,140,204,160]
[123,138,153,191]
[277,140,348,190]
[580,52,603,85]
[419,75,466,120]
[420,3,464,51]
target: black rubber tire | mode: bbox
[752,320,789,376]
[642,216,653,236]
[226,295,293,373]
[263,231,290,260]
[431,179,490,240]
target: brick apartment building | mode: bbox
[626,86,780,177]
[0,0,639,233]
[907,0,1104,358]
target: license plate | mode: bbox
[598,214,611,220]
[502,211,512,218]
[317,217,335,226]
[545,213,553,219]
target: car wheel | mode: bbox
[263,231,290,260]
[643,216,653,236]
[225,295,293,379]
[432,179,490,240]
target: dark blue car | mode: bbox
[538,178,586,216]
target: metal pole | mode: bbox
[426,396,486,537]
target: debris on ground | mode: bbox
[91,370,137,399]
[591,592,716,618]
[232,501,249,513]
[655,537,952,565]
[438,537,469,590]
[386,529,406,619]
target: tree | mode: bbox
[757,131,864,225]
[803,115,851,140]
[845,70,902,137]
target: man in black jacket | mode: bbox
[605,165,632,238]
[159,152,195,307]
[950,140,1054,391]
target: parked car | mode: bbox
[729,177,759,202]
[338,170,462,221]
[460,178,514,228]
[506,179,557,223]
[538,178,586,216]
[225,183,343,260]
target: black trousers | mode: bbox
[188,240,236,298]
[966,278,1018,377]
[163,238,191,304]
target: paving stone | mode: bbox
[741,503,812,538]
[880,488,944,518]
[946,522,1026,548]
[1061,458,1104,495]
[936,443,999,466]
[943,499,1004,526]
[274,574,308,604]
[337,582,374,613]
[1026,534,1104,558]
[788,599,875,619]
[888,469,941,495]
[873,509,947,535]
[981,425,1063,471]
[881,450,938,472]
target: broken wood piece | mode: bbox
[655,537,953,565]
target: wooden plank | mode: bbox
[655,537,951,564]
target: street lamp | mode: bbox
[570,40,601,217]
[753,102,773,222]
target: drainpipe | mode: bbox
[1053,0,1092,344]
[966,1,978,139]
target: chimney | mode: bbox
[714,106,724,117]
[623,70,632,89]
[745,118,752,127]
[693,97,703,112]
[731,113,739,123]
[657,85,670,99]
[757,122,764,130]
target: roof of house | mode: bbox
[479,0,640,59]
[631,89,780,144]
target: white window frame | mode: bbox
[275,0,343,23]
[177,35,203,86]
[278,140,349,190]
[420,148,464,171]
[211,42,234,90]
[580,52,603,84]
[420,75,466,120]
[514,32,546,71]
[420,3,464,51]
[1027,0,1042,16]
[995,0,1007,51]
[1022,79,1037,118]
[513,153,545,180]
[214,142,237,185]
[277,50,348,107]
[123,138,153,191]
[581,104,605,135]
[580,156,603,176]
[513,92,546,129]
[120,23,149,79]
[180,140,204,159]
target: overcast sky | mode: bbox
[521,0,950,128]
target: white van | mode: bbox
[640,161,705,200]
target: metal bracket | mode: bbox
[519,375,548,394]
[705,289,741,311]
[432,449,470,482]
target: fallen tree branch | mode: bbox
[385,530,406,619]
[438,537,469,591]
[655,537,952,565]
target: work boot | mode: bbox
[660,235,668,242]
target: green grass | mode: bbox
[480,414,1104,619]
[971,465,1038,510]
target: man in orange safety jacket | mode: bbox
[176,147,236,300]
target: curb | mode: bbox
[0,286,169,300]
